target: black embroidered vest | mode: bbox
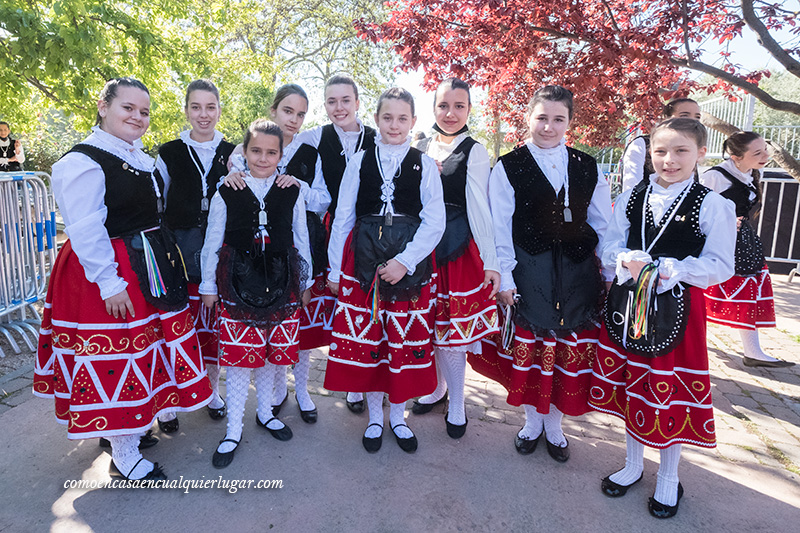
[219,181,299,252]
[416,136,477,210]
[708,166,760,218]
[66,144,162,238]
[355,147,424,219]
[318,124,377,216]
[285,143,319,186]
[0,137,22,171]
[626,180,709,260]
[500,145,599,262]
[158,138,234,229]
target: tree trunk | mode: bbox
[701,112,800,183]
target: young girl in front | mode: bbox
[325,88,445,453]
[589,118,736,518]
[228,84,330,422]
[34,78,212,480]
[410,78,500,438]
[153,79,234,433]
[470,85,612,463]
[701,132,793,368]
[200,118,312,468]
[295,74,378,414]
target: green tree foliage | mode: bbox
[0,0,392,156]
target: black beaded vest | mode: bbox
[158,138,235,229]
[500,145,599,262]
[66,144,162,238]
[219,180,299,252]
[318,124,377,216]
[708,166,760,218]
[0,137,22,171]
[355,146,424,219]
[626,180,709,260]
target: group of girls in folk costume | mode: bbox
[620,98,702,193]
[325,87,445,453]
[701,132,794,368]
[410,78,499,438]
[590,118,736,518]
[226,84,330,424]
[201,117,312,468]
[470,86,613,463]
[0,121,25,172]
[34,78,212,481]
[153,80,234,434]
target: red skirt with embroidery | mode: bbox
[589,286,715,449]
[704,265,776,330]
[468,322,598,416]
[298,272,334,350]
[434,239,498,348]
[188,283,219,365]
[217,303,300,368]
[33,239,212,439]
[324,232,437,404]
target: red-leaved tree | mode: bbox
[359,0,800,175]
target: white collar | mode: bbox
[0,138,9,147]
[526,138,566,157]
[180,129,223,150]
[431,132,468,149]
[649,174,695,193]
[721,158,757,183]
[333,119,364,138]
[87,126,153,170]
[376,135,411,155]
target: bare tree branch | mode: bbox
[741,0,800,77]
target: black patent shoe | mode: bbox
[207,399,227,420]
[362,423,383,453]
[743,356,795,368]
[272,392,288,416]
[212,438,240,469]
[346,398,365,414]
[514,431,541,455]
[545,436,570,463]
[158,416,179,434]
[99,430,158,450]
[256,414,293,441]
[297,394,318,424]
[649,483,684,519]
[445,412,467,439]
[601,473,643,497]
[411,392,448,415]
[109,458,167,481]
[391,423,418,453]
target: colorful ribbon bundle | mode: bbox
[629,262,659,340]
[141,230,167,298]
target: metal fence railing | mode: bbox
[755,174,800,282]
[0,171,58,357]
[753,125,800,162]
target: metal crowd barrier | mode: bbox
[756,174,800,282]
[0,171,58,357]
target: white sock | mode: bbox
[365,392,384,438]
[654,444,682,506]
[417,354,448,405]
[348,391,364,403]
[543,404,567,447]
[609,434,645,486]
[255,364,285,430]
[390,401,413,439]
[219,366,249,453]
[518,404,544,440]
[272,365,288,405]
[437,347,466,425]
[293,349,316,411]
[739,329,778,362]
[159,411,177,422]
[109,434,154,479]
[207,364,225,409]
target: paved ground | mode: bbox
[1,275,799,531]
